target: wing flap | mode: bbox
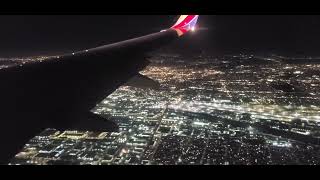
[124,73,160,90]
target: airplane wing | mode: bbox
[0,15,199,163]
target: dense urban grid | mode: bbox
[6,53,320,165]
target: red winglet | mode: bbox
[171,15,199,36]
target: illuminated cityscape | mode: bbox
[7,53,320,165]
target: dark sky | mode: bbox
[1,15,320,57]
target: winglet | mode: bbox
[171,15,199,36]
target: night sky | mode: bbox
[1,15,320,57]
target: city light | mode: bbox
[9,53,320,165]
